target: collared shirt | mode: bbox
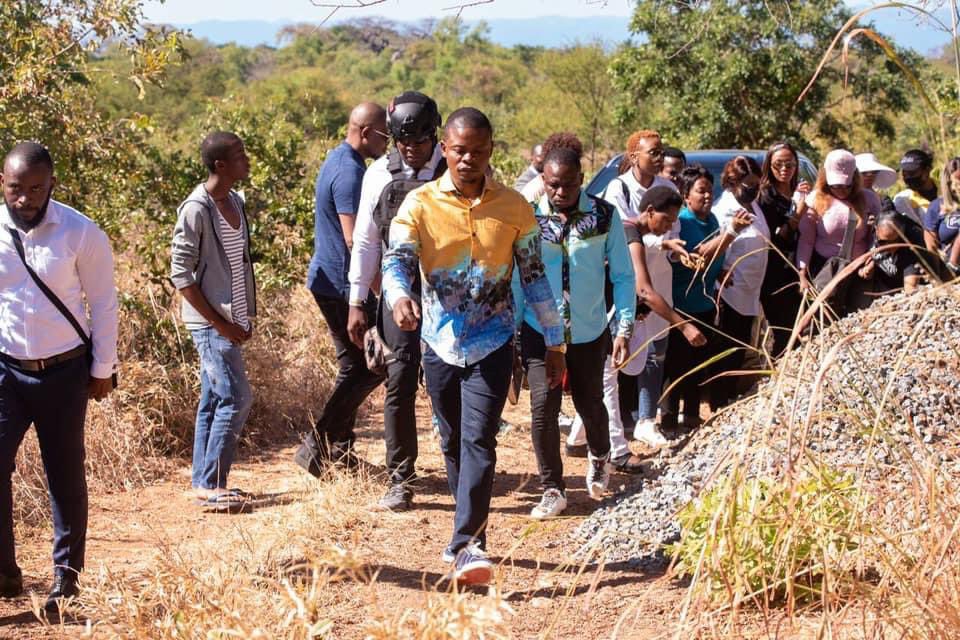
[383,171,563,367]
[347,145,443,303]
[602,171,679,338]
[0,201,118,378]
[513,191,635,344]
[307,141,365,300]
[714,190,770,317]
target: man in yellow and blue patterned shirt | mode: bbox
[382,108,564,586]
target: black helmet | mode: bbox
[387,91,441,142]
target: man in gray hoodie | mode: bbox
[170,131,256,513]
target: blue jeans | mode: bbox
[191,327,253,490]
[421,340,512,554]
[0,355,89,576]
[637,336,668,421]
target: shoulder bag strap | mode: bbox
[8,227,91,350]
[839,209,857,261]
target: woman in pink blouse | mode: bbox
[796,149,881,292]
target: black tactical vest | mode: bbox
[372,149,447,248]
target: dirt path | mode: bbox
[0,393,685,638]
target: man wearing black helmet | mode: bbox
[345,91,445,511]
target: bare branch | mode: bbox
[441,0,495,19]
[310,0,389,25]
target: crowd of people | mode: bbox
[1,90,957,603]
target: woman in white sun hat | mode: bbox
[855,153,898,195]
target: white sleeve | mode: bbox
[77,223,119,378]
[348,165,391,303]
[601,178,631,221]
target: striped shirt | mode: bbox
[217,207,249,330]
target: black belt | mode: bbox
[0,345,88,372]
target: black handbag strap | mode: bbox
[8,227,92,350]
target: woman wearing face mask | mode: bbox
[663,165,751,432]
[796,149,881,313]
[711,156,770,408]
[757,142,810,356]
[922,157,960,277]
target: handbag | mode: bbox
[363,297,397,377]
[811,209,858,316]
[8,228,118,388]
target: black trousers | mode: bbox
[521,323,610,493]
[712,301,756,409]
[309,293,385,456]
[663,310,717,427]
[379,296,421,484]
[760,281,802,357]
[0,355,89,577]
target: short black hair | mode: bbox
[4,141,53,173]
[443,107,493,138]
[201,131,243,173]
[543,147,581,172]
[679,164,714,197]
[639,185,682,213]
[663,146,686,164]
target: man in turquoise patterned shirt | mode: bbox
[513,146,636,519]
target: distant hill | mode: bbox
[161,10,951,55]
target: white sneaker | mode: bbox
[634,420,669,448]
[442,541,481,564]
[586,452,611,499]
[530,488,568,519]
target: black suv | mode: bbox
[585,149,818,202]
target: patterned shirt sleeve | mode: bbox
[513,214,564,346]
[606,212,636,338]
[382,196,421,308]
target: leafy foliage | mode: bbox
[611,0,923,154]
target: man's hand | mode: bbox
[611,336,630,368]
[545,349,566,389]
[392,297,421,331]
[681,322,707,347]
[215,320,250,345]
[858,259,875,280]
[89,376,114,401]
[347,305,369,349]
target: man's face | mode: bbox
[542,160,582,212]
[364,123,390,159]
[648,205,679,236]
[902,166,930,191]
[660,156,684,185]
[441,126,493,189]
[1,159,55,224]
[631,136,664,177]
[396,136,435,172]
[217,141,251,182]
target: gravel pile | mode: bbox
[574,283,960,564]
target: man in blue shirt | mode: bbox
[513,146,636,519]
[295,102,389,475]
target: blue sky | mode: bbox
[145,0,634,22]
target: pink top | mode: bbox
[796,190,880,269]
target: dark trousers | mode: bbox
[521,324,610,493]
[712,302,756,409]
[760,282,802,357]
[663,310,717,427]
[0,356,89,576]
[309,293,385,456]
[379,297,420,484]
[422,340,512,553]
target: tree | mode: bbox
[610,0,921,153]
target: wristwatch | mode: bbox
[546,344,567,354]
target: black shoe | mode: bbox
[44,573,79,612]
[0,568,22,598]
[565,443,588,458]
[294,440,328,478]
[610,453,646,475]
[378,483,413,511]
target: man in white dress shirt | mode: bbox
[344,91,445,511]
[0,141,118,611]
